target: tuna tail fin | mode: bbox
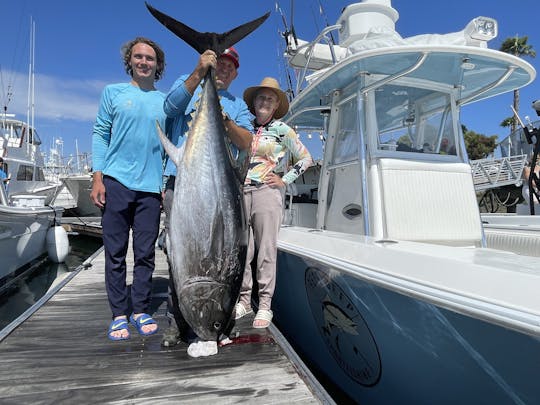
[156,121,183,167]
[146,2,270,55]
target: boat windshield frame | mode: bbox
[366,75,462,161]
[1,119,42,148]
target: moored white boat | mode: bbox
[0,114,68,286]
[481,213,540,257]
[0,183,64,288]
[271,1,540,403]
[59,173,101,217]
[477,110,540,256]
[0,114,60,205]
[45,144,101,217]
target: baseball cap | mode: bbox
[220,47,239,68]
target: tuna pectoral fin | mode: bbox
[156,121,183,166]
[146,2,270,55]
[235,150,251,184]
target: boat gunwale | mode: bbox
[277,226,540,337]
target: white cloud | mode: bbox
[0,69,107,122]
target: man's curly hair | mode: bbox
[121,37,165,81]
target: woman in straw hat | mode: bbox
[235,77,313,328]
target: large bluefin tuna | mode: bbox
[146,3,269,341]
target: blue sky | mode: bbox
[1,0,539,161]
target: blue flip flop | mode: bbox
[108,318,130,341]
[130,313,158,336]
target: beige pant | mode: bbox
[239,184,283,310]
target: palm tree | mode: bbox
[499,36,536,134]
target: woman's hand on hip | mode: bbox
[265,172,285,189]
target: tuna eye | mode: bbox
[213,322,221,330]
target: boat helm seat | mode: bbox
[377,158,483,246]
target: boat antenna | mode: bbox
[1,1,29,120]
[289,0,298,47]
[0,74,13,116]
[275,1,295,48]
[26,17,36,155]
[275,42,295,101]
[317,0,336,45]
[275,1,296,100]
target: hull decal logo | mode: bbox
[305,266,382,386]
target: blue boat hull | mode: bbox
[274,251,540,405]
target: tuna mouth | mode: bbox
[193,324,224,341]
[178,278,234,340]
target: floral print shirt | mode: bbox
[246,119,313,185]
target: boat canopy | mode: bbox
[286,46,535,129]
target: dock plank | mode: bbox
[0,238,331,404]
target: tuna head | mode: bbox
[178,277,238,341]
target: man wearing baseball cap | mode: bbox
[160,47,252,353]
[220,47,240,68]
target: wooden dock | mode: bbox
[0,234,334,404]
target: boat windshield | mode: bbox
[0,120,42,147]
[375,83,457,156]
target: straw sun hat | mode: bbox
[243,77,289,119]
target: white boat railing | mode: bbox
[286,24,343,95]
[470,154,527,191]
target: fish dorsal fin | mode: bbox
[155,121,182,167]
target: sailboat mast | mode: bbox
[31,19,35,149]
[76,139,80,173]
[25,17,35,154]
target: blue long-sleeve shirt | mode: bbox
[163,75,253,177]
[92,83,169,193]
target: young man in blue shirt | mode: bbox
[91,37,170,341]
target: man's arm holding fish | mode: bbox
[164,50,251,151]
[162,52,216,130]
[184,50,215,95]
[223,108,252,151]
